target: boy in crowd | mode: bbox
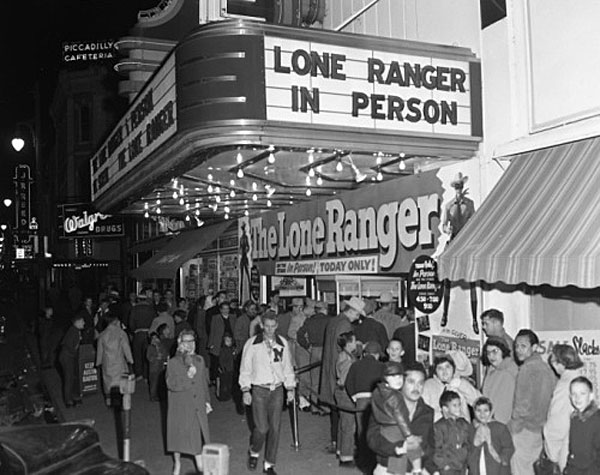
[433,390,472,475]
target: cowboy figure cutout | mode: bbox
[441,172,478,333]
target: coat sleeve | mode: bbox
[166,357,192,392]
[238,340,254,391]
[458,378,482,406]
[509,367,533,433]
[282,340,296,390]
[121,332,133,364]
[96,336,104,366]
[367,417,403,457]
[497,423,515,465]
[433,422,449,470]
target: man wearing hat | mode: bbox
[319,296,365,454]
[373,291,400,339]
[128,288,156,381]
[297,300,330,413]
[354,299,389,354]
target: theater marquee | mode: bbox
[265,36,478,138]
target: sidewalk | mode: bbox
[62,381,365,475]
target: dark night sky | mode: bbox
[0,0,158,200]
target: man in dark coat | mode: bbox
[59,315,85,406]
[354,299,389,352]
[367,362,436,474]
[297,300,330,411]
[319,297,365,453]
[129,292,156,380]
[76,297,95,345]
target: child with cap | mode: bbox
[370,361,423,474]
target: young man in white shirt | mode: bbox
[239,311,296,475]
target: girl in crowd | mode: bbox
[564,376,600,475]
[422,352,481,422]
[481,337,518,424]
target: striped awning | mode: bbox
[438,136,600,288]
[131,221,231,281]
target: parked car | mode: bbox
[0,423,148,474]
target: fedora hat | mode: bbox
[345,296,366,316]
[377,291,395,303]
[450,172,469,188]
[363,298,377,316]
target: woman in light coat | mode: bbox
[167,329,212,475]
[544,344,583,471]
[96,312,133,406]
[481,337,518,425]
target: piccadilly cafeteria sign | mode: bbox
[251,170,443,275]
[264,36,479,138]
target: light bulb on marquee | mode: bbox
[267,199,272,207]
[252,182,258,191]
[144,211,149,218]
[179,198,185,205]
[207,174,213,181]
[252,194,258,201]
[306,188,312,196]
[308,168,315,178]
[156,207,161,214]
[268,153,275,164]
[230,190,235,198]
[317,176,323,186]
[399,160,406,171]
[215,196,221,203]
[208,185,213,193]
[237,169,244,178]
[336,160,343,172]
[377,171,383,181]
[236,152,243,164]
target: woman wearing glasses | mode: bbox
[166,329,213,475]
[481,336,518,425]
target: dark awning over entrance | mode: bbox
[438,136,600,288]
[130,221,230,280]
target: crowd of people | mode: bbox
[35,286,600,475]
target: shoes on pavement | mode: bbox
[339,460,356,468]
[247,452,258,471]
[324,441,337,454]
[263,467,277,475]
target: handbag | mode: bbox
[533,449,561,475]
